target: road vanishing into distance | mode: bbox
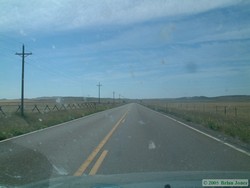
[1,103,250,185]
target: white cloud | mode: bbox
[190,27,250,44]
[0,0,241,32]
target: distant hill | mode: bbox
[211,95,250,101]
[1,95,249,103]
[171,95,250,102]
[31,95,250,102]
[141,95,250,103]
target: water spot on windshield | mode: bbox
[161,59,167,65]
[56,97,63,104]
[52,165,68,175]
[14,175,22,179]
[105,113,114,122]
[139,120,145,125]
[109,115,114,122]
[185,62,198,73]
[148,140,156,150]
[160,24,175,41]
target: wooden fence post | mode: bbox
[72,104,76,109]
[32,105,41,113]
[52,105,59,111]
[60,104,66,110]
[16,105,21,112]
[67,104,72,109]
[44,105,51,112]
[0,106,6,116]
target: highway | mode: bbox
[0,103,250,185]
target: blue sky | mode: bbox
[0,0,250,99]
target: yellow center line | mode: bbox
[74,111,128,176]
[89,150,108,175]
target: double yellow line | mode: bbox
[74,111,128,176]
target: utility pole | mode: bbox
[113,91,115,104]
[15,44,32,116]
[97,82,102,103]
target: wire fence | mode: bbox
[146,101,250,121]
[0,102,112,117]
[165,103,241,117]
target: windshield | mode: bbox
[0,0,250,187]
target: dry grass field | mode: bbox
[143,96,250,144]
[0,97,121,141]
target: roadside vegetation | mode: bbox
[144,99,250,144]
[0,103,118,141]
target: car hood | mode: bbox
[8,171,249,188]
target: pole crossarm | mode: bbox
[15,52,32,56]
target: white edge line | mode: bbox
[0,105,128,143]
[143,105,250,157]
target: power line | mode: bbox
[0,33,23,46]
[29,53,86,86]
[25,60,82,86]
[0,33,86,87]
[15,44,32,116]
[0,45,18,53]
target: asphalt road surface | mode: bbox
[1,103,250,185]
